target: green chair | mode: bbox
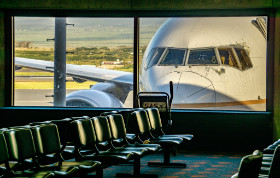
[91,116,149,155]
[259,145,280,178]
[31,123,103,177]
[0,130,12,177]
[4,127,40,175]
[4,127,80,177]
[92,116,158,177]
[130,109,186,168]
[107,113,161,152]
[70,118,135,163]
[145,108,193,141]
[232,150,263,178]
[71,118,158,177]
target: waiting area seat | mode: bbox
[258,145,280,178]
[92,116,150,155]
[31,124,103,177]
[232,140,280,178]
[263,139,280,154]
[100,109,140,143]
[129,109,188,168]
[106,113,161,152]
[0,108,197,177]
[1,127,81,177]
[145,108,193,141]
[70,118,158,177]
[231,150,263,178]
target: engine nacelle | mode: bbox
[66,89,124,108]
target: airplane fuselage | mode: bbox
[140,17,267,110]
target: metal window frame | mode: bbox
[2,8,275,112]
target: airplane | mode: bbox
[15,17,267,111]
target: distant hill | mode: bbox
[14,17,167,48]
[15,17,167,30]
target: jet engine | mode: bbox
[66,89,124,108]
[65,82,131,108]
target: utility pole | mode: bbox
[54,17,66,107]
[133,17,139,108]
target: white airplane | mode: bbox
[15,17,267,111]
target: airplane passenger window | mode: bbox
[235,48,253,70]
[188,49,218,65]
[218,48,239,69]
[146,48,165,69]
[160,48,186,65]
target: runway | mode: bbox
[14,89,78,106]
[14,89,133,107]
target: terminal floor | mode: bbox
[101,151,244,178]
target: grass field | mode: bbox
[15,81,96,89]
[15,68,96,89]
[15,71,54,76]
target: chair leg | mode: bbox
[134,157,140,175]
[96,167,103,177]
[148,147,186,168]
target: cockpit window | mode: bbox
[146,48,165,69]
[234,48,252,70]
[218,48,239,69]
[160,48,186,65]
[188,48,218,65]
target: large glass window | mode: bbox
[14,17,134,108]
[14,16,267,111]
[139,17,267,111]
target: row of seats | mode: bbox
[0,108,193,177]
[0,124,102,177]
[232,138,280,178]
[101,108,193,167]
[130,108,193,167]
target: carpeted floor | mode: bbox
[102,152,244,178]
[1,151,244,177]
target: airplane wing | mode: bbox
[15,57,133,85]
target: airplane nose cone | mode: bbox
[155,71,216,109]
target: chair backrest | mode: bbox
[0,131,9,164]
[71,116,90,120]
[107,114,127,140]
[269,145,280,178]
[31,124,61,155]
[100,111,118,116]
[29,121,52,126]
[50,118,72,147]
[117,109,138,127]
[130,110,153,141]
[4,128,36,161]
[31,124,64,166]
[71,119,97,149]
[91,116,113,149]
[236,150,263,178]
[145,108,162,130]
